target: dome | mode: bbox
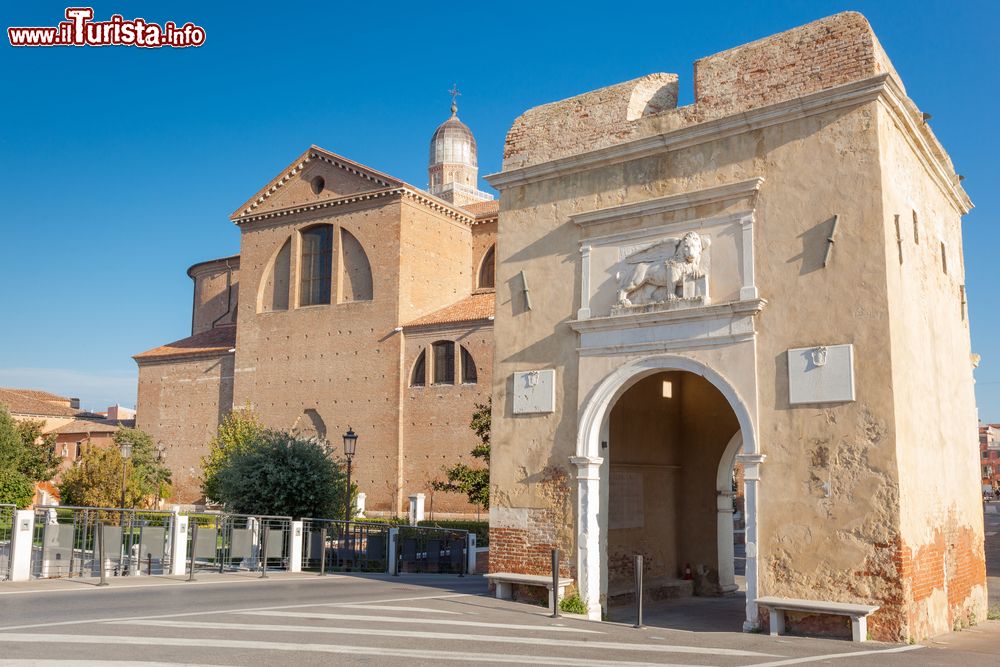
[429,112,477,168]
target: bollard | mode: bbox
[634,553,644,629]
[147,553,153,576]
[97,523,108,587]
[318,527,327,577]
[550,548,560,618]
[187,522,198,582]
[259,525,269,578]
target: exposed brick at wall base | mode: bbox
[898,522,987,638]
[489,527,560,576]
[758,610,853,640]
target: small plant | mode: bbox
[988,605,1000,621]
[559,594,587,615]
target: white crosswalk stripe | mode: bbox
[239,609,603,632]
[0,633,707,667]
[118,619,780,657]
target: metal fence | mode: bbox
[31,506,177,579]
[396,525,468,575]
[301,519,390,573]
[0,504,15,581]
[186,513,292,573]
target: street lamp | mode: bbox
[119,439,133,509]
[342,427,358,523]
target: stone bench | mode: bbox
[756,596,879,643]
[486,572,574,609]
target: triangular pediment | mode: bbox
[230,146,405,222]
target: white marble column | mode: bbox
[571,455,603,620]
[577,245,592,320]
[737,453,765,631]
[717,490,737,593]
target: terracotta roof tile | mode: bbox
[462,200,499,218]
[2,388,70,403]
[405,292,495,328]
[0,388,81,417]
[134,325,237,362]
[49,418,130,435]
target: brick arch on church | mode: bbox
[257,235,291,313]
[338,227,373,302]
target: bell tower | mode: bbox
[428,86,493,207]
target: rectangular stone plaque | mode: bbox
[787,344,855,405]
[512,369,556,414]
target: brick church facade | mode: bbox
[135,106,496,516]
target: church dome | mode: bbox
[429,107,478,168]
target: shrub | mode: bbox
[210,430,350,519]
[0,468,35,508]
[559,594,588,615]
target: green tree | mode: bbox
[210,430,350,519]
[432,399,491,509]
[0,405,59,507]
[58,426,172,508]
[200,408,264,502]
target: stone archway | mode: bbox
[572,354,764,629]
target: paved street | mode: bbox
[1,572,998,666]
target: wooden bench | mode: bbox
[485,572,574,609]
[756,596,879,643]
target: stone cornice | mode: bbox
[486,74,970,215]
[878,75,973,214]
[234,186,476,226]
[568,298,767,334]
[571,178,764,228]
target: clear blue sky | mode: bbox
[1,1,997,418]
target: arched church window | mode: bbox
[433,341,455,385]
[460,345,477,384]
[411,350,426,387]
[478,245,495,289]
[299,225,333,306]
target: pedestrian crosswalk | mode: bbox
[0,589,926,666]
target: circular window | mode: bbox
[310,175,325,195]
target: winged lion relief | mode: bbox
[613,231,711,313]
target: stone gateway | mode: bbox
[486,13,985,642]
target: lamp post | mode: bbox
[342,427,358,523]
[119,439,133,509]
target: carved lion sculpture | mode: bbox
[617,231,709,306]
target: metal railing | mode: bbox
[396,525,468,574]
[186,513,292,574]
[31,506,177,579]
[0,504,14,581]
[301,519,389,573]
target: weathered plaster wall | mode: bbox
[877,103,986,638]
[486,11,977,641]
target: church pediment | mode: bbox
[230,146,404,222]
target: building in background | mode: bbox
[135,105,497,517]
[0,388,135,504]
[980,424,1000,493]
